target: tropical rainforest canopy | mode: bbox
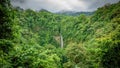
[0,0,120,68]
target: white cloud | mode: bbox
[11,0,120,12]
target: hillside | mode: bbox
[56,11,94,16]
[0,1,120,68]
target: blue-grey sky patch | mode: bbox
[11,0,120,12]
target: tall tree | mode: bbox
[0,0,14,39]
[0,0,16,54]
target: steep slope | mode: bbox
[56,11,94,16]
[0,1,120,68]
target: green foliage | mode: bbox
[9,44,61,68]
[64,42,87,68]
[0,1,120,68]
[100,23,120,68]
[0,0,15,39]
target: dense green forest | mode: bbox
[0,0,120,68]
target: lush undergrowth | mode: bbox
[0,0,120,68]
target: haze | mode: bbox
[11,0,120,12]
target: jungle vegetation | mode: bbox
[0,0,120,68]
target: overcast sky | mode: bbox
[11,0,120,12]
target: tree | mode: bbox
[64,43,87,68]
[0,0,14,39]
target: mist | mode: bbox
[11,0,120,12]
